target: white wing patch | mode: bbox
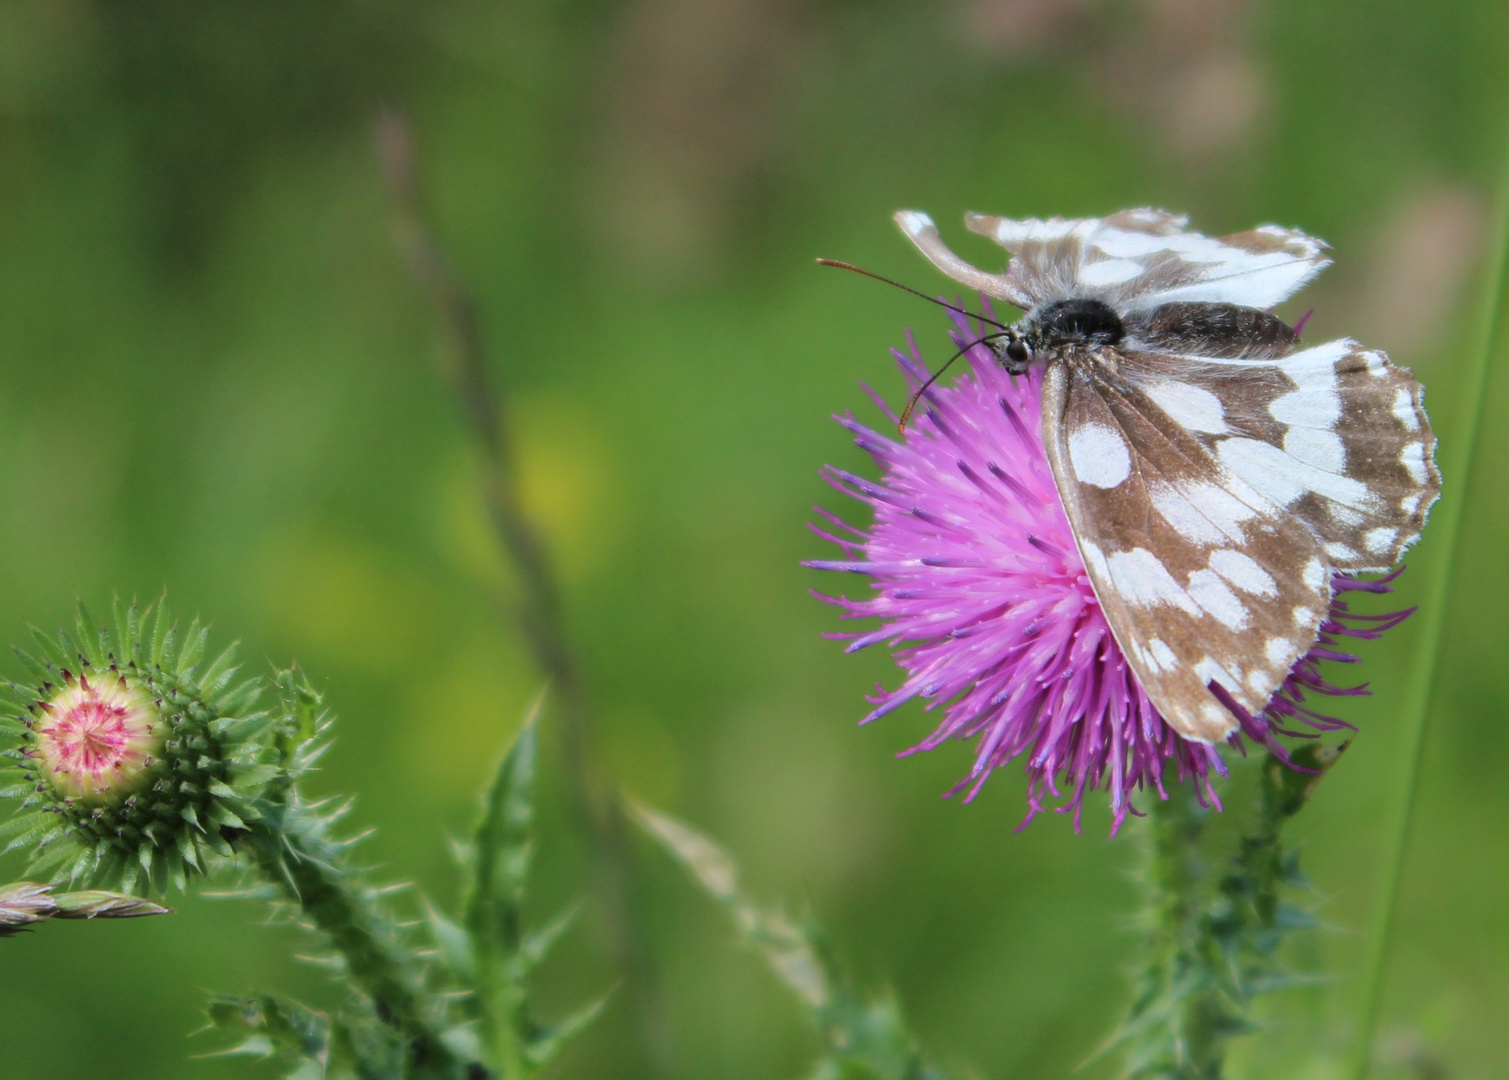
[1149,483,1229,545]
[1217,436,1370,508]
[1144,381,1229,434]
[1068,423,1132,488]
[1401,442,1427,483]
[1208,550,1276,596]
[1186,570,1249,629]
[1281,427,1346,473]
[1104,547,1201,615]
[1269,386,1341,427]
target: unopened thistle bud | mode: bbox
[0,602,285,893]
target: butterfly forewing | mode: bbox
[1041,353,1334,742]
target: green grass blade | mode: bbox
[630,799,956,1080]
[628,799,830,1010]
[1348,133,1509,1080]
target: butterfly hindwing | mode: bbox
[1117,340,1439,573]
[1040,353,1333,742]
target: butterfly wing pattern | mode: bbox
[895,209,1440,743]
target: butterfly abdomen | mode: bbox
[1127,301,1298,360]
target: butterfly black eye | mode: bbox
[1005,339,1030,364]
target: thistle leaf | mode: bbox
[630,801,829,1006]
[199,993,379,1079]
[522,991,612,1069]
[412,691,604,1077]
[422,897,475,979]
[519,904,581,972]
[465,703,539,941]
[205,994,332,1064]
[49,887,172,921]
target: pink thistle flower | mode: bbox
[807,310,1411,834]
[34,672,162,802]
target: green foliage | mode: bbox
[1114,744,1350,1080]
[204,993,389,1080]
[218,668,465,1079]
[428,694,607,1078]
[1350,123,1509,1080]
[0,601,596,1077]
[0,600,280,893]
[630,801,958,1080]
[204,688,600,1080]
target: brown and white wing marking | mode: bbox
[893,207,1331,313]
[1041,352,1335,743]
[1117,338,1440,573]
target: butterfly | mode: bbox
[887,208,1440,743]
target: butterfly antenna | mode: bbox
[898,331,1011,433]
[816,258,1010,330]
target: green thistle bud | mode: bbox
[0,601,285,894]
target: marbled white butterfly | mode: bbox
[887,208,1440,743]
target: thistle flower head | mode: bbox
[0,601,286,892]
[808,311,1411,833]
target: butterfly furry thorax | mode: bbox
[893,208,1440,743]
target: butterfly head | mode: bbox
[992,331,1032,374]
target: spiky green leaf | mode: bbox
[422,897,475,979]
[522,991,611,1069]
[519,905,580,972]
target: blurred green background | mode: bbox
[0,0,1506,1077]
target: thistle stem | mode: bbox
[1155,786,1225,1078]
[1347,131,1509,1078]
[244,817,467,1077]
[1122,785,1228,1080]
